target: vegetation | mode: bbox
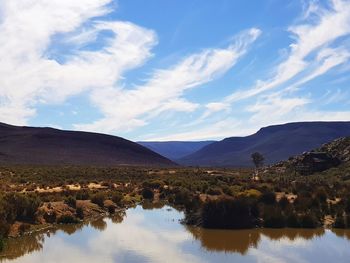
[57,214,79,224]
[0,145,349,243]
[141,188,154,200]
[0,236,4,252]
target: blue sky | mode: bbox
[0,0,349,141]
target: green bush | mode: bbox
[76,206,84,219]
[64,196,76,208]
[76,190,90,200]
[142,180,164,189]
[300,213,319,228]
[259,192,276,205]
[108,205,116,214]
[0,236,4,252]
[206,187,222,195]
[278,196,289,209]
[57,214,79,224]
[0,193,41,223]
[111,191,123,205]
[91,193,106,207]
[141,188,154,200]
[286,213,301,228]
[263,208,286,228]
[201,197,258,229]
[334,216,346,228]
[18,223,31,235]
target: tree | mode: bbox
[251,152,264,169]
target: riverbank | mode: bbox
[1,164,350,247]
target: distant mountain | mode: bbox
[138,141,215,160]
[179,122,350,167]
[0,122,175,166]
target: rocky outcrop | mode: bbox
[289,152,341,175]
[273,137,350,175]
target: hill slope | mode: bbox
[271,136,350,176]
[0,123,175,166]
[137,141,215,160]
[179,122,350,167]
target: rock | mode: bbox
[294,152,341,175]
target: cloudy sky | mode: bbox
[0,0,349,141]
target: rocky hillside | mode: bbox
[274,137,350,175]
[318,137,350,162]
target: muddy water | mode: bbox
[1,205,350,263]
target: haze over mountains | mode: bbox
[0,122,175,167]
[179,122,350,167]
[137,141,215,160]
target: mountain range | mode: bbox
[0,122,175,166]
[1,121,350,168]
[178,122,350,167]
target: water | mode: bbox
[1,205,350,263]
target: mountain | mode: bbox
[179,122,350,167]
[0,122,175,166]
[138,141,215,160]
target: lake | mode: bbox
[1,205,350,263]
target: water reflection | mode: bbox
[0,232,44,261]
[90,218,107,231]
[332,229,350,240]
[187,227,326,255]
[1,206,350,263]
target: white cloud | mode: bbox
[0,0,156,125]
[146,118,255,141]
[75,28,261,133]
[181,0,350,141]
[0,0,348,141]
[0,0,260,134]
[224,0,350,103]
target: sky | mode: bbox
[0,0,349,141]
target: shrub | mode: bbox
[76,190,90,200]
[76,206,84,219]
[141,188,154,200]
[64,196,76,208]
[206,187,222,195]
[111,191,123,205]
[91,193,106,207]
[345,198,350,213]
[1,193,41,223]
[201,197,258,229]
[108,205,116,214]
[240,189,262,198]
[0,236,4,252]
[286,213,300,228]
[142,180,164,189]
[18,223,31,235]
[259,192,276,205]
[315,187,328,203]
[173,187,191,205]
[334,216,346,228]
[300,213,319,228]
[278,196,289,209]
[57,214,79,224]
[263,209,286,228]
